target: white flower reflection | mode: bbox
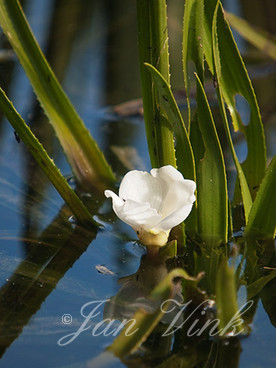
[105,165,196,247]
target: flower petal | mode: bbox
[151,165,196,217]
[154,203,194,232]
[119,170,163,211]
[104,190,162,230]
[150,165,184,182]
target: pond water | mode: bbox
[0,1,275,367]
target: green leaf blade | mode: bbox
[195,73,228,246]
[0,0,115,190]
[245,156,276,239]
[182,0,204,128]
[0,87,97,227]
[211,2,266,200]
[145,63,196,183]
[136,0,176,168]
[145,63,197,233]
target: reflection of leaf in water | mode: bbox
[110,146,145,171]
[107,255,204,358]
[0,176,60,222]
[247,270,276,300]
[0,205,98,358]
[0,253,23,276]
[104,254,183,323]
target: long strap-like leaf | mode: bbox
[0,87,97,227]
[137,0,176,168]
[0,0,115,190]
[245,156,276,239]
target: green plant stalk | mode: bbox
[182,0,204,131]
[0,87,97,227]
[137,0,176,168]
[0,0,115,191]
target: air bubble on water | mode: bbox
[68,215,76,226]
[66,176,76,188]
[81,192,92,199]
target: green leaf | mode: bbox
[182,0,204,129]
[260,276,276,327]
[216,257,244,336]
[244,156,276,239]
[108,268,203,357]
[195,73,228,246]
[145,63,196,182]
[213,60,252,223]
[136,0,176,168]
[202,0,217,73]
[211,1,266,200]
[0,0,115,190]
[247,270,276,300]
[0,87,97,227]
[226,12,276,61]
[145,63,197,233]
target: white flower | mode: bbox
[104,165,196,247]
